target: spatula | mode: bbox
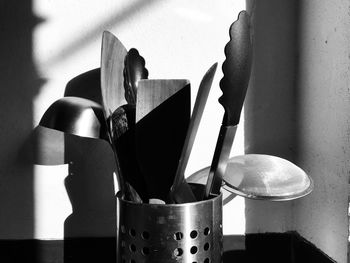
[136,79,191,201]
[203,11,252,199]
[168,63,218,203]
[100,31,127,118]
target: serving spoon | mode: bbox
[188,154,313,201]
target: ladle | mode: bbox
[39,96,106,139]
[39,96,141,202]
[188,154,313,201]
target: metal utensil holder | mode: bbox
[116,185,223,263]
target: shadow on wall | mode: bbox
[244,0,300,233]
[0,1,43,240]
[63,135,117,262]
[245,0,299,160]
[31,68,119,262]
[63,70,117,262]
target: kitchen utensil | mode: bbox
[41,96,141,202]
[109,48,150,202]
[64,68,102,104]
[204,11,252,199]
[111,104,148,202]
[117,184,222,263]
[168,63,218,204]
[37,96,106,165]
[39,96,106,139]
[100,31,127,118]
[186,167,237,205]
[100,31,142,202]
[136,79,191,202]
[123,48,149,105]
[189,154,314,201]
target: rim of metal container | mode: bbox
[116,186,222,206]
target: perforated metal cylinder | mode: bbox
[116,186,223,263]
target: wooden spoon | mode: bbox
[100,31,127,118]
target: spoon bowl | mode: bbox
[188,154,313,201]
[39,96,106,139]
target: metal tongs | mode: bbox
[203,11,252,199]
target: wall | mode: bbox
[293,1,350,262]
[246,0,350,262]
[0,0,247,240]
[244,0,298,233]
[0,1,38,240]
[6,2,348,260]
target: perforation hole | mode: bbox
[204,227,210,236]
[204,242,210,251]
[190,246,198,254]
[174,232,183,241]
[129,229,136,237]
[173,248,183,257]
[121,225,126,234]
[204,258,210,263]
[129,244,136,253]
[142,231,150,240]
[190,230,198,239]
[142,247,150,256]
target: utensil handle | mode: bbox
[107,117,142,203]
[169,63,218,203]
[204,125,237,199]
